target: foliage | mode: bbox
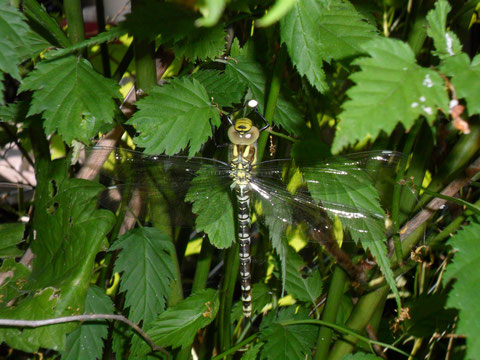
[0,0,479,359]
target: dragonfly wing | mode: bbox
[85,146,235,242]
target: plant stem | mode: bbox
[64,0,85,44]
[218,243,239,357]
[95,0,111,77]
[192,238,214,292]
[328,286,390,359]
[314,266,347,360]
[131,0,157,93]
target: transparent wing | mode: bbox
[84,146,234,236]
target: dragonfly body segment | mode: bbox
[228,116,261,319]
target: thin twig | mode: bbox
[0,314,169,358]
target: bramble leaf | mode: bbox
[333,37,448,152]
[0,1,49,81]
[284,247,322,303]
[109,227,176,324]
[426,0,462,59]
[19,56,121,144]
[225,51,305,135]
[259,307,318,360]
[280,0,376,92]
[192,70,246,107]
[61,286,114,360]
[441,53,480,116]
[443,218,480,359]
[131,289,219,356]
[128,77,221,157]
[173,24,226,61]
[186,168,235,249]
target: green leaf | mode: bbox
[173,23,226,61]
[132,289,219,356]
[0,158,115,352]
[280,0,377,92]
[284,247,322,303]
[241,342,264,359]
[0,258,30,304]
[225,51,305,135]
[259,307,318,360]
[426,0,462,59]
[61,286,114,360]
[305,154,401,309]
[127,77,221,157]
[443,218,480,359]
[333,37,448,153]
[195,0,227,27]
[256,0,297,27]
[19,56,120,144]
[232,282,273,319]
[0,223,25,258]
[109,227,176,324]
[185,168,235,249]
[441,53,480,116]
[0,1,50,80]
[0,288,72,352]
[192,70,246,107]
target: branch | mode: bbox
[0,314,169,358]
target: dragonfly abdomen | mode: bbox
[236,184,252,318]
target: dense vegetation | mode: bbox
[0,0,479,359]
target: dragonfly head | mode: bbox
[228,117,260,145]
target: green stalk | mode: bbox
[327,286,390,359]
[192,239,214,292]
[131,0,157,94]
[391,120,422,262]
[314,266,348,360]
[256,46,287,162]
[218,243,239,357]
[64,0,85,44]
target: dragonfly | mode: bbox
[86,100,403,319]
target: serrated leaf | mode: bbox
[109,227,176,324]
[259,307,318,360]
[128,77,221,157]
[426,0,462,59]
[443,218,480,359]
[0,158,116,352]
[441,53,480,116]
[225,51,305,135]
[19,56,120,144]
[305,154,401,309]
[280,0,377,92]
[0,223,25,258]
[333,37,449,153]
[173,23,226,61]
[132,289,219,356]
[0,1,50,80]
[185,168,235,249]
[241,342,264,359]
[284,247,322,303]
[61,286,114,360]
[192,70,246,106]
